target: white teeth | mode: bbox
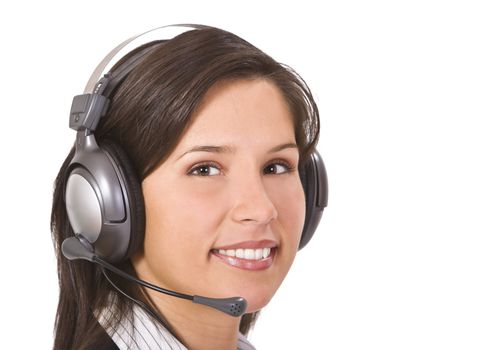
[236,249,244,258]
[244,249,254,259]
[215,247,273,260]
[255,249,263,260]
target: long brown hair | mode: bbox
[51,25,320,349]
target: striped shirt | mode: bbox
[97,302,256,350]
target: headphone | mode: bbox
[64,25,328,263]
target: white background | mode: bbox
[1,0,491,349]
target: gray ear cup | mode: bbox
[64,134,144,263]
[298,149,328,250]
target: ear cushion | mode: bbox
[298,149,328,250]
[99,140,145,261]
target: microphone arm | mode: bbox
[61,237,247,317]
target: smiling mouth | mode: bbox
[211,247,277,271]
[212,247,272,260]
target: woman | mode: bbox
[51,24,326,350]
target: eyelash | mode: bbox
[187,159,296,177]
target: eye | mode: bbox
[264,161,294,175]
[188,163,221,176]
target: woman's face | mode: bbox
[134,78,305,313]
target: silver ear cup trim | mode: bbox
[65,173,102,243]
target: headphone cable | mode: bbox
[101,267,168,329]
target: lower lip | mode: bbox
[211,248,277,271]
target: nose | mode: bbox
[230,173,278,225]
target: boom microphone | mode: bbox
[61,237,247,317]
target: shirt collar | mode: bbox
[96,297,256,350]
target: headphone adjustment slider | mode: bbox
[69,93,110,132]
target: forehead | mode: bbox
[179,78,295,147]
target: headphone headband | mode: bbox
[84,24,207,94]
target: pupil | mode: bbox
[266,165,275,174]
[199,167,209,175]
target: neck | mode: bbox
[146,289,242,350]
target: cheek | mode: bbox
[140,179,228,292]
[176,179,229,232]
[269,177,306,248]
[143,179,227,255]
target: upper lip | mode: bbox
[212,239,278,250]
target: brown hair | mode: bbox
[51,25,319,349]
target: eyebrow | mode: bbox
[177,142,298,160]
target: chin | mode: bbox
[206,249,296,313]
[238,286,277,313]
[245,298,272,313]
